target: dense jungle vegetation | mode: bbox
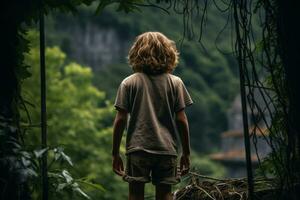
[3,0,299,199]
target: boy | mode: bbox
[112,32,193,200]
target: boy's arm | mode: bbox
[112,109,128,156]
[176,109,191,176]
[176,109,191,156]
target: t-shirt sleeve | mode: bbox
[174,78,193,112]
[114,81,130,112]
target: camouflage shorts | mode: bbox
[123,150,181,185]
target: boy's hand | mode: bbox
[112,154,125,176]
[179,154,190,176]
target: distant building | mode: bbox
[210,95,271,178]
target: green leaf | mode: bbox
[57,183,68,191]
[24,168,38,177]
[62,169,73,183]
[53,147,73,166]
[76,180,106,192]
[48,172,63,179]
[73,187,91,199]
[20,151,31,159]
[21,157,31,167]
[34,147,49,158]
[60,151,73,166]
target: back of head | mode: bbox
[128,32,179,75]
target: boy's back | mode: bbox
[112,32,193,200]
[114,72,193,156]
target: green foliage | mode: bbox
[26,147,93,199]
[256,66,300,186]
[22,31,122,199]
[1,1,149,199]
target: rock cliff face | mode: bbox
[51,19,130,71]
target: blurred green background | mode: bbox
[21,2,255,199]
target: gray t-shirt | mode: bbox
[114,72,193,156]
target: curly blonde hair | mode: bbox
[128,32,179,75]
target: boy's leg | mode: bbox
[155,184,172,200]
[152,155,180,200]
[123,151,152,200]
[129,182,145,200]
